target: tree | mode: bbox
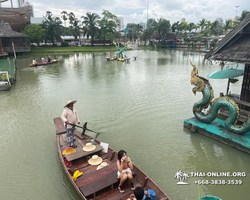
[223,19,232,35]
[171,21,180,33]
[99,10,119,45]
[198,18,207,32]
[239,10,250,22]
[147,17,171,42]
[42,11,62,45]
[69,18,81,40]
[61,11,68,27]
[82,12,100,46]
[68,12,75,26]
[22,24,45,46]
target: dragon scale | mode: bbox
[190,60,250,135]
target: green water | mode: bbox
[0,49,249,200]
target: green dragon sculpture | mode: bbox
[190,60,250,135]
[113,40,130,58]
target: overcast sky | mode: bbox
[7,0,250,26]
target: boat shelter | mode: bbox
[205,13,250,107]
[0,21,30,55]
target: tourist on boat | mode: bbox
[117,150,135,193]
[41,57,46,64]
[61,100,80,148]
[47,57,52,62]
[32,59,37,66]
[132,187,151,200]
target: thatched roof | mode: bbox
[0,21,28,38]
[205,13,250,63]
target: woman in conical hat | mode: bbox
[61,100,80,148]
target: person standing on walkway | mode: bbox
[61,100,80,148]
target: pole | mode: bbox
[235,6,239,18]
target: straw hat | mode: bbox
[64,100,77,107]
[82,142,96,152]
[96,162,109,170]
[88,155,103,165]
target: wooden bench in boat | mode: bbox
[65,145,103,162]
[76,162,135,198]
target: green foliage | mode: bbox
[22,24,45,45]
[42,11,63,44]
[82,12,100,46]
[61,41,69,47]
[99,10,119,44]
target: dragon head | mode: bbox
[190,60,205,95]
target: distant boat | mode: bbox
[0,0,32,32]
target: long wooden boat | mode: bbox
[54,117,171,200]
[29,59,59,67]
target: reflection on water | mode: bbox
[0,49,249,200]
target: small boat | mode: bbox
[53,117,171,200]
[29,59,59,67]
[0,71,11,91]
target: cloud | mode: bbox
[7,0,250,26]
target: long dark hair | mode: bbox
[118,150,126,161]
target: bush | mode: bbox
[61,42,69,47]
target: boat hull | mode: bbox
[29,60,59,67]
[54,117,171,200]
[0,6,32,32]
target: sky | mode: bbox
[5,0,250,26]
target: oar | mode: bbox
[68,122,101,134]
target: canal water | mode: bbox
[0,49,249,200]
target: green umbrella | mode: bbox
[207,68,244,79]
[207,68,244,95]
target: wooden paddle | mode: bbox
[68,122,101,135]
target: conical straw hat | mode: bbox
[88,155,103,165]
[64,100,77,107]
[82,142,96,152]
[97,162,109,170]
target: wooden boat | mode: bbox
[29,59,59,67]
[54,117,171,200]
[0,2,32,32]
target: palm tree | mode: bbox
[188,22,196,33]
[174,170,183,182]
[198,18,207,32]
[239,10,250,22]
[61,11,68,27]
[68,12,75,26]
[42,11,62,45]
[99,10,119,45]
[82,12,100,46]
[147,17,171,42]
[171,21,180,33]
[69,18,81,40]
[223,19,232,35]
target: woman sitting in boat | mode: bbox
[41,57,46,64]
[32,59,37,66]
[48,57,52,62]
[117,150,135,193]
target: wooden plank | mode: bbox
[234,98,250,108]
[106,181,141,200]
[78,162,136,197]
[80,171,118,197]
[76,162,118,187]
[65,145,103,162]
